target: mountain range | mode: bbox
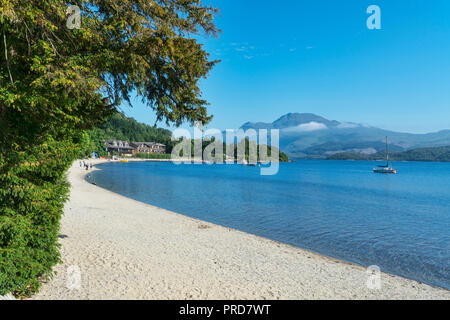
[240,113,450,159]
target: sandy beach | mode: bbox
[31,160,449,300]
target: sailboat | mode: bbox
[373,137,397,174]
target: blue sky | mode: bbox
[123,0,450,134]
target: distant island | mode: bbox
[327,146,450,162]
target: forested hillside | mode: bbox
[79,113,290,162]
[80,113,174,156]
[327,146,450,162]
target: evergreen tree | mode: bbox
[0,0,218,296]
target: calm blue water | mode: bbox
[89,160,450,290]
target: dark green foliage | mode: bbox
[231,138,290,162]
[99,113,173,143]
[83,113,174,157]
[135,153,172,160]
[386,146,450,162]
[278,151,290,163]
[326,152,373,161]
[327,146,450,162]
[79,115,290,162]
[0,134,83,296]
[1,0,218,296]
[173,138,290,162]
[303,141,404,158]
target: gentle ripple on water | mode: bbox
[89,160,450,290]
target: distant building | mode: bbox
[130,142,166,154]
[105,140,135,157]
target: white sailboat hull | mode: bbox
[373,167,397,174]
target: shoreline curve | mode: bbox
[31,160,449,300]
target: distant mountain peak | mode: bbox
[241,113,340,131]
[239,112,450,158]
[272,113,340,129]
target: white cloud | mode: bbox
[337,122,360,129]
[282,122,328,133]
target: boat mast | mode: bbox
[386,136,389,166]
